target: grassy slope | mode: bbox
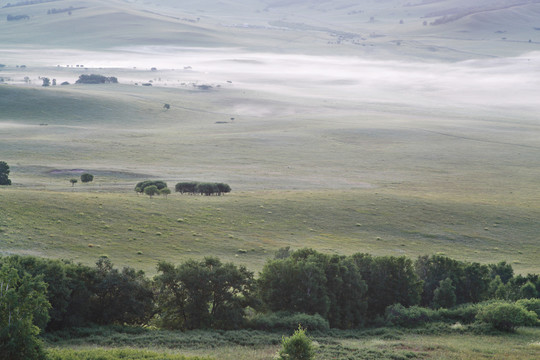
[1,188,539,275]
[1,83,539,274]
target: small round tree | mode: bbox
[69,178,78,187]
[144,185,159,198]
[80,173,94,183]
[160,188,171,198]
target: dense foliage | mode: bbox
[353,253,422,316]
[155,257,254,330]
[135,180,168,193]
[476,301,537,331]
[75,75,118,84]
[0,161,11,185]
[80,173,93,183]
[248,312,329,331]
[258,249,368,328]
[0,264,50,360]
[0,256,153,330]
[0,249,539,352]
[175,182,231,196]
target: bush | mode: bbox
[438,303,482,324]
[247,312,329,332]
[475,301,537,331]
[385,304,440,327]
[276,326,316,360]
[516,298,540,318]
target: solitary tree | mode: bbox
[80,173,94,183]
[42,78,50,87]
[0,161,11,185]
[69,178,78,187]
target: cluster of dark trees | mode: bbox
[0,255,153,331]
[75,74,118,84]
[134,180,171,197]
[175,181,231,196]
[1,249,538,333]
[134,180,231,197]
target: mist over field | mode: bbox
[4,46,540,113]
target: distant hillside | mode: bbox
[0,0,539,58]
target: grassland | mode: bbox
[1,187,539,275]
[43,325,540,360]
[1,1,540,358]
[1,67,540,275]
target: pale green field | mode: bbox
[1,63,540,274]
[1,185,539,275]
[44,326,540,360]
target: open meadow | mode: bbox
[1,54,539,274]
[1,1,540,359]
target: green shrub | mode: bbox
[385,304,440,327]
[248,311,329,332]
[516,298,540,318]
[475,301,537,331]
[438,303,482,324]
[276,326,316,360]
[519,281,538,299]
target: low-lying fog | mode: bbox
[3,46,540,113]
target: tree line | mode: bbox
[1,249,538,330]
[2,250,539,357]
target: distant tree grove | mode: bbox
[175,181,231,196]
[134,181,231,197]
